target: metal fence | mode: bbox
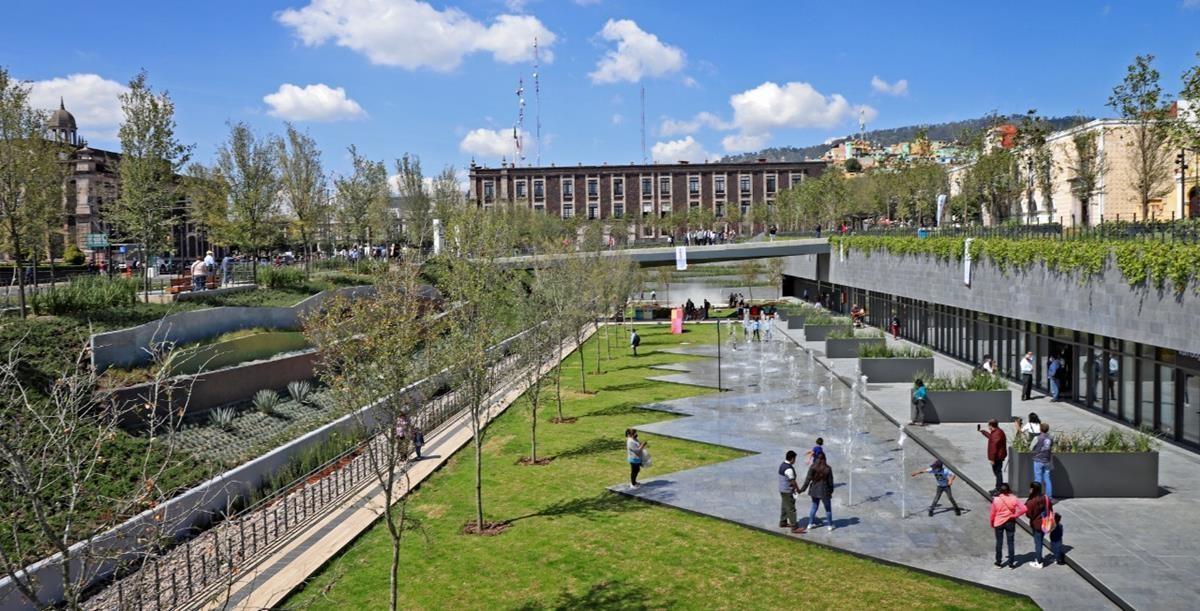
[82,346,527,610]
[845,217,1200,243]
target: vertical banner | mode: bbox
[432,219,443,255]
[963,237,974,286]
[935,193,946,227]
[670,308,684,334]
[675,246,688,271]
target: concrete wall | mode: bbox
[783,250,1200,354]
[91,285,375,372]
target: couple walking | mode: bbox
[778,448,834,534]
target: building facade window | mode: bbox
[515,180,527,199]
[688,175,700,196]
[766,173,777,194]
[533,179,545,200]
[562,203,574,218]
[790,171,806,187]
[641,176,653,198]
[739,175,751,195]
[562,178,574,200]
[613,177,624,198]
[716,202,725,218]
[483,181,495,202]
[614,204,624,218]
[659,176,671,196]
[740,200,750,215]
[715,175,726,198]
[587,177,599,198]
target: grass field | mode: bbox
[282,324,1034,610]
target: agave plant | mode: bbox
[254,389,282,415]
[209,406,237,431]
[288,380,313,405]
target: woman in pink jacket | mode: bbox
[989,483,1027,568]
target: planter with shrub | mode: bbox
[1008,427,1160,498]
[803,314,852,341]
[825,328,885,358]
[857,344,934,383]
[916,372,1011,423]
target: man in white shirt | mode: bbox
[190,256,207,292]
[778,450,803,532]
[1020,351,1035,401]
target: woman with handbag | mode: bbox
[1025,481,1054,569]
[797,454,835,532]
[989,483,1027,568]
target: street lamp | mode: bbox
[1178,150,1190,219]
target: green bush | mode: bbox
[1012,426,1160,453]
[63,244,86,265]
[257,266,306,289]
[30,276,137,315]
[922,371,1007,392]
[827,327,884,340]
[858,344,932,358]
[803,312,850,326]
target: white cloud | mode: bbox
[505,0,529,11]
[589,19,684,84]
[277,0,556,71]
[1184,0,1200,8]
[459,127,529,159]
[651,136,711,163]
[870,75,909,96]
[574,0,602,4]
[28,73,128,142]
[263,83,366,121]
[611,113,624,125]
[721,81,874,151]
[682,75,698,88]
[659,111,727,137]
[721,132,770,153]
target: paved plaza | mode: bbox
[612,334,1114,610]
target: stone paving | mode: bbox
[777,323,1200,611]
[612,335,1114,610]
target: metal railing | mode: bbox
[82,346,528,610]
[845,217,1200,243]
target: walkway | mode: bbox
[778,322,1200,611]
[612,336,1113,610]
[496,237,828,269]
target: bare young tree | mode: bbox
[112,71,192,298]
[277,123,326,274]
[305,258,430,610]
[0,337,192,610]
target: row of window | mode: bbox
[797,280,1200,450]
[481,171,806,203]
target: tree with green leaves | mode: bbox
[1067,130,1106,225]
[1109,54,1173,221]
[216,122,280,280]
[1017,110,1055,221]
[961,148,1021,224]
[395,153,432,249]
[0,68,61,317]
[1172,52,1200,155]
[113,71,192,296]
[335,145,390,251]
[277,123,326,274]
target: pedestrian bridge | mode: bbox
[497,238,830,268]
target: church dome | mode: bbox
[48,98,76,130]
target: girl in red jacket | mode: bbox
[989,483,1027,568]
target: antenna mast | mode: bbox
[533,37,542,166]
[640,85,646,164]
[514,78,525,162]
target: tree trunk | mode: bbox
[389,532,401,611]
[595,321,602,374]
[530,396,538,462]
[577,337,587,393]
[473,426,484,530]
[555,340,564,420]
[12,233,27,318]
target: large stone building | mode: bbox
[467,159,827,239]
[49,100,210,264]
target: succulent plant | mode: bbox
[209,406,237,431]
[254,389,282,415]
[288,380,313,405]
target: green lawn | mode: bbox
[283,324,1034,610]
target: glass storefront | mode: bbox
[795,279,1200,450]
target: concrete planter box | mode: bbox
[914,390,1012,424]
[1008,451,1159,498]
[825,337,885,358]
[787,315,806,329]
[804,323,850,341]
[858,357,934,383]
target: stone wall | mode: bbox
[783,250,1200,354]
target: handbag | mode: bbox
[1040,500,1056,534]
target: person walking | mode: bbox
[990,483,1027,568]
[1014,413,1041,442]
[1047,355,1063,402]
[911,460,962,517]
[630,329,641,356]
[626,428,647,487]
[911,379,928,426]
[981,354,995,374]
[411,425,425,459]
[778,450,804,532]
[221,252,235,286]
[1032,422,1054,499]
[797,453,835,532]
[752,317,761,342]
[1020,351,1035,401]
[762,314,773,342]
[978,419,1007,494]
[890,314,901,340]
[190,255,208,292]
[1025,481,1054,568]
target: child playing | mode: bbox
[910,459,962,517]
[804,437,825,465]
[1049,512,1065,565]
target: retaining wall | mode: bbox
[783,251,1200,354]
[91,286,375,372]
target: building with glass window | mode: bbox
[783,245,1200,449]
[467,159,826,238]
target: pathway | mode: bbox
[612,335,1114,610]
[777,322,1200,611]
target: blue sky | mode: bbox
[2,0,1198,181]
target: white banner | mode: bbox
[963,237,973,286]
[675,246,688,271]
[936,193,946,227]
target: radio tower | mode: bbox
[513,78,525,162]
[640,85,646,164]
[533,37,542,166]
